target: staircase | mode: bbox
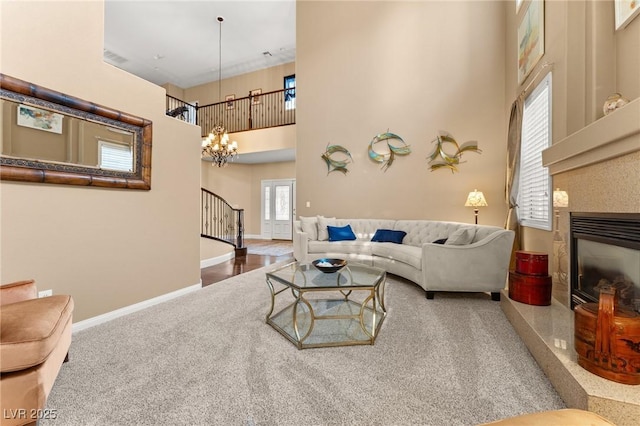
[201,188,246,256]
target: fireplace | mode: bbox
[570,212,640,312]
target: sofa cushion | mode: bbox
[371,243,422,269]
[394,220,453,247]
[317,216,336,241]
[335,219,397,240]
[328,224,357,241]
[308,240,373,256]
[0,295,74,372]
[371,229,406,244]
[299,216,318,240]
[445,227,476,245]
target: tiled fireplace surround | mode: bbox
[501,98,640,426]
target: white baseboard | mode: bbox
[200,252,235,269]
[245,234,263,239]
[72,281,202,333]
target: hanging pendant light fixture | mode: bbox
[202,16,238,167]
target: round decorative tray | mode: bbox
[312,258,347,273]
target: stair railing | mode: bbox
[201,188,246,256]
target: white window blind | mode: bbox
[517,72,552,230]
[98,141,133,172]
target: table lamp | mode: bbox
[465,189,488,224]
[552,188,569,284]
[553,188,569,241]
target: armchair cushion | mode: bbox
[0,279,37,305]
[0,295,74,372]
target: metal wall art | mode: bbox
[368,131,411,171]
[321,144,353,174]
[427,131,481,173]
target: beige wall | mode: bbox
[184,62,295,106]
[296,1,508,226]
[504,0,640,255]
[200,237,233,262]
[162,83,186,101]
[0,1,202,321]
[232,125,296,155]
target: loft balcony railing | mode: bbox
[201,188,246,256]
[166,88,295,135]
[166,95,197,125]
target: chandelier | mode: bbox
[202,15,238,167]
[202,124,238,167]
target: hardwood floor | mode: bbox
[201,239,294,287]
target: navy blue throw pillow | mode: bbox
[371,229,406,244]
[432,238,448,244]
[327,224,357,241]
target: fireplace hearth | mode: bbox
[570,213,640,312]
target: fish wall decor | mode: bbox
[368,131,411,171]
[427,131,481,173]
[321,144,353,174]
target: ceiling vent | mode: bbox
[103,49,128,64]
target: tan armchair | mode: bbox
[0,280,73,426]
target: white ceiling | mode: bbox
[104,0,296,89]
[104,1,297,164]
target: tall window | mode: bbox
[284,74,295,110]
[264,186,271,220]
[518,72,552,230]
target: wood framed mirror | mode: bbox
[1,74,152,189]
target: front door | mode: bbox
[261,179,295,240]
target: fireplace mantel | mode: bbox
[542,97,640,175]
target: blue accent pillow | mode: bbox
[327,224,357,241]
[371,229,406,244]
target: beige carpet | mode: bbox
[42,263,564,425]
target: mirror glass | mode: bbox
[0,74,152,189]
[2,99,135,171]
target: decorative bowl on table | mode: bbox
[312,258,347,273]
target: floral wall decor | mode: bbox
[321,144,353,174]
[368,131,411,171]
[427,131,482,173]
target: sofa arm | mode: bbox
[293,230,309,262]
[421,230,515,292]
[0,279,38,306]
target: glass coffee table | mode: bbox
[265,261,387,349]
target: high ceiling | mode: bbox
[104,0,296,89]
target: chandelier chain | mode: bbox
[202,15,238,167]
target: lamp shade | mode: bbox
[465,189,488,207]
[553,189,569,208]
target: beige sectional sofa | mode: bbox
[293,216,515,300]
